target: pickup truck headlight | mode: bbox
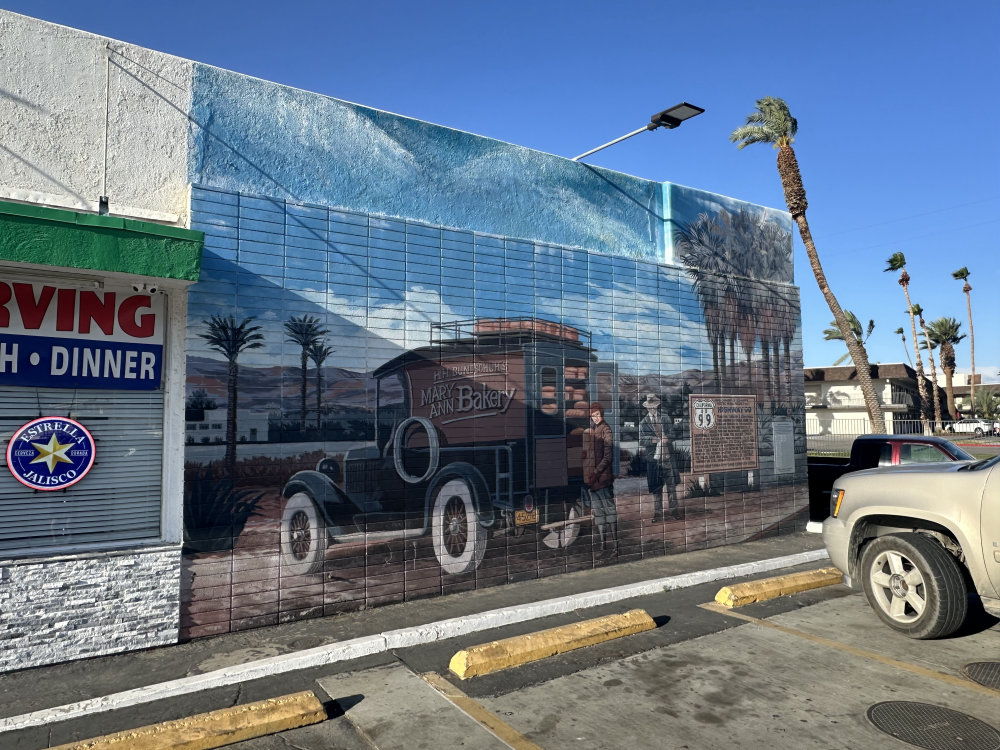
[832,489,845,518]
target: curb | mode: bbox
[714,566,843,608]
[0,547,828,734]
[449,609,656,679]
[47,691,326,750]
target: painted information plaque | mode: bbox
[689,394,759,473]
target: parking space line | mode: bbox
[698,602,1000,697]
[421,672,544,750]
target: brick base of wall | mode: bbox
[0,545,181,673]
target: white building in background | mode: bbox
[803,363,944,434]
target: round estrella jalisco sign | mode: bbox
[5,417,96,491]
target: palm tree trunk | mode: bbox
[711,335,720,390]
[965,288,976,417]
[226,359,238,477]
[774,340,783,404]
[299,351,308,432]
[775,144,885,431]
[762,344,772,404]
[902,290,931,434]
[783,338,791,406]
[920,322,943,431]
[793,215,886,432]
[942,341,956,418]
[315,367,323,431]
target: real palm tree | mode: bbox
[731,97,885,431]
[972,389,1000,421]
[822,311,873,366]
[911,303,942,431]
[284,315,329,432]
[199,315,265,475]
[884,253,930,433]
[893,327,912,366]
[925,317,965,419]
[307,339,334,431]
[952,267,976,417]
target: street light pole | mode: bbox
[571,102,705,162]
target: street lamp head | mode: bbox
[570,102,705,161]
[648,102,705,130]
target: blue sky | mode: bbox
[8,0,998,381]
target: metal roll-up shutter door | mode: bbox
[0,387,163,554]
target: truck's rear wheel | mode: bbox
[431,478,486,575]
[860,533,967,639]
[280,492,327,575]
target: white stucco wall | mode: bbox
[0,11,192,224]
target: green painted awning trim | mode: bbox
[0,199,203,281]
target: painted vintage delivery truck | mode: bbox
[279,318,618,575]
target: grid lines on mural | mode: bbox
[180,185,807,640]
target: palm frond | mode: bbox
[884,251,906,272]
[730,96,797,149]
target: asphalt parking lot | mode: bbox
[240,574,1000,750]
[5,538,998,749]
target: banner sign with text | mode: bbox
[0,279,164,390]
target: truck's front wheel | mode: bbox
[431,478,487,575]
[280,492,328,575]
[860,533,967,639]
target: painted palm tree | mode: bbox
[893,327,912,366]
[677,207,795,399]
[925,317,965,419]
[307,339,334,431]
[822,311,873,366]
[952,267,975,416]
[884,253,930,433]
[911,303,943,431]
[284,315,329,432]
[199,315,265,474]
[730,97,885,431]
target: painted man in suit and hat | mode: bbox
[639,393,680,521]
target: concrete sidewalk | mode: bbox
[0,532,827,734]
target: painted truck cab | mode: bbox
[279,318,618,575]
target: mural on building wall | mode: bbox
[179,186,806,639]
[188,64,665,262]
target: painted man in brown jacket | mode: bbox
[582,402,617,557]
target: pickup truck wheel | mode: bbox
[431,477,486,575]
[280,492,327,576]
[860,533,967,639]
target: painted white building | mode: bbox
[185,408,270,444]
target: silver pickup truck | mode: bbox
[822,455,1000,638]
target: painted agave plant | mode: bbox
[183,467,265,552]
